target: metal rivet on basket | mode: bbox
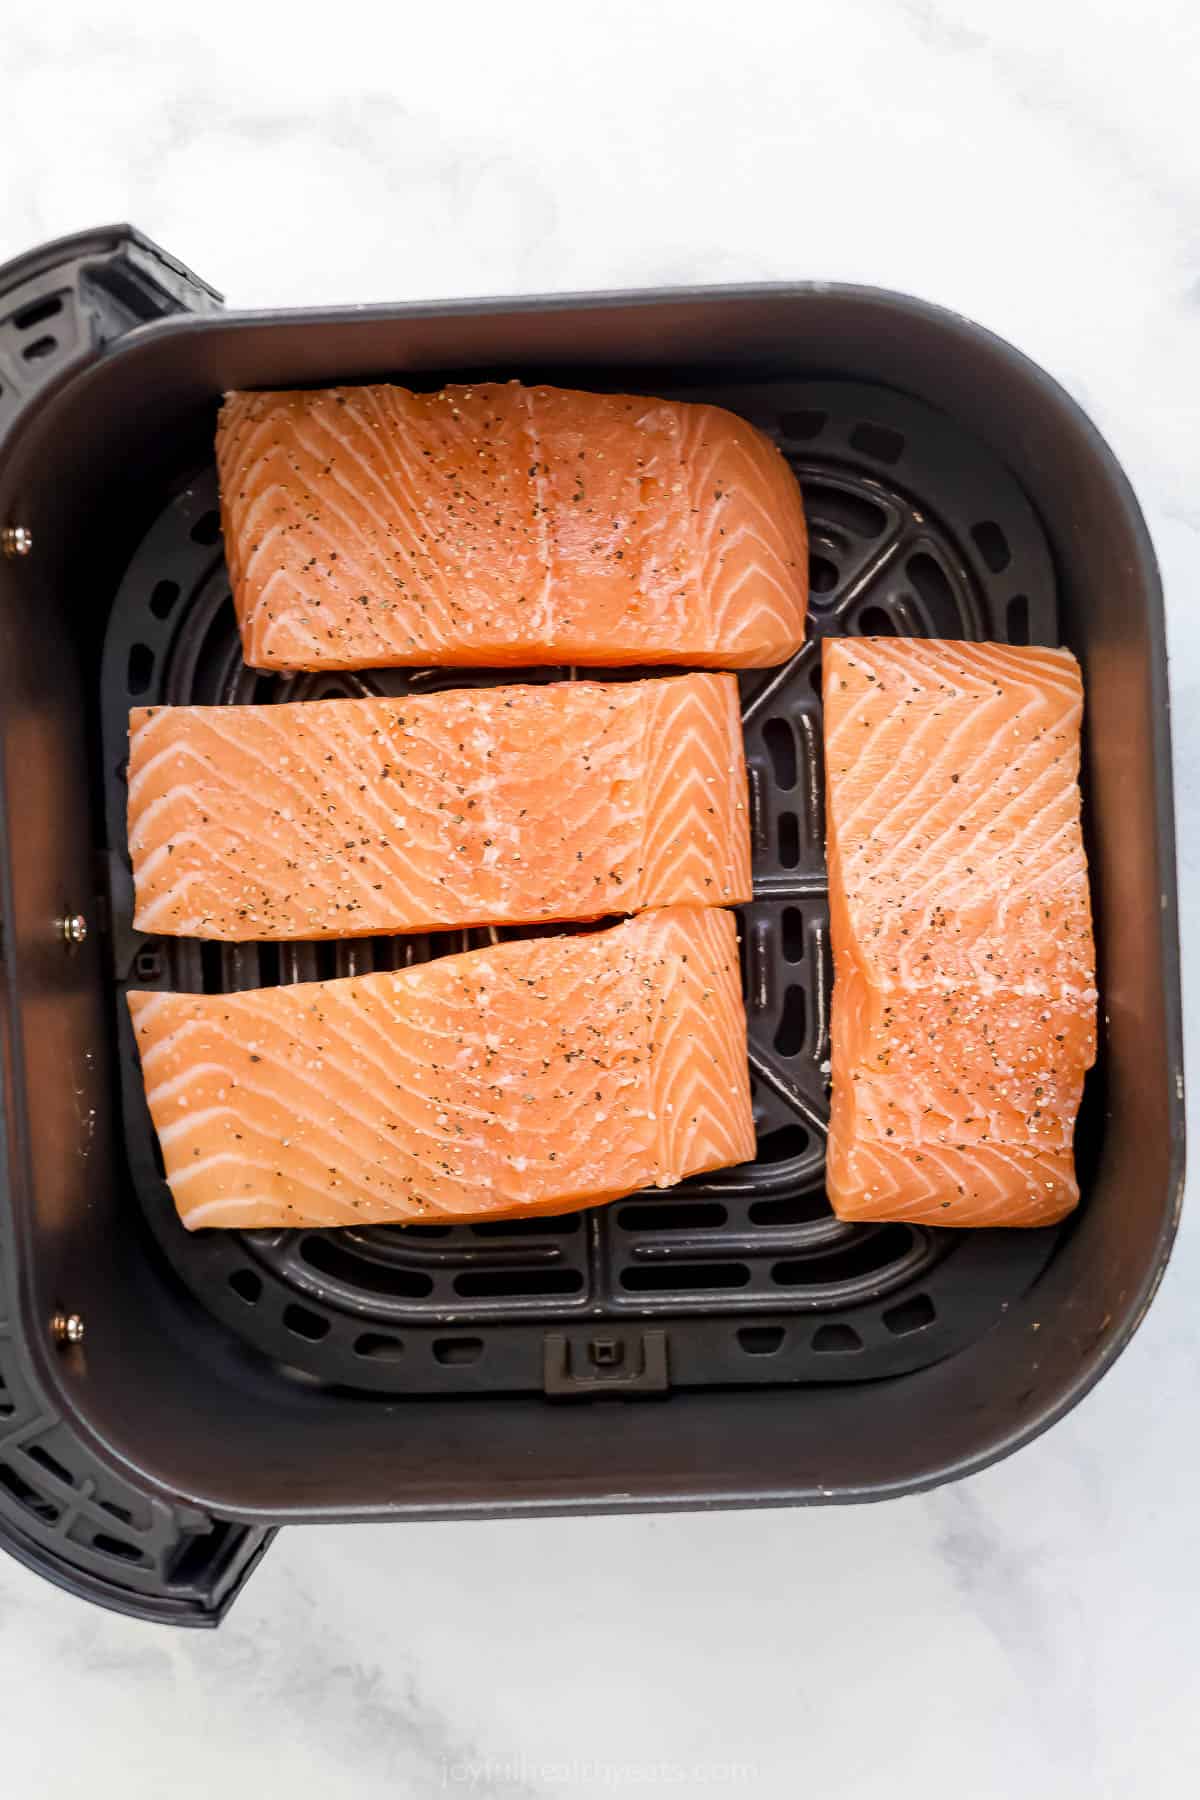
[51,1311,85,1346]
[60,913,88,947]
[1,526,33,559]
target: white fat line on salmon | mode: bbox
[522,386,555,636]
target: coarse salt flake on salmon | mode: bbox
[823,638,1097,1228]
[216,381,808,670]
[127,905,755,1231]
[127,673,751,940]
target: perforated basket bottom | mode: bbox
[101,380,1066,1395]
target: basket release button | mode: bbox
[543,1330,669,1399]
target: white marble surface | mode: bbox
[2,2,1199,1793]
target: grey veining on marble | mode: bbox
[1,2,1199,1795]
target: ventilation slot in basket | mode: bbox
[883,1293,936,1336]
[811,1323,863,1354]
[13,294,63,332]
[971,520,1011,572]
[737,1325,785,1356]
[355,1333,406,1362]
[0,1462,60,1524]
[849,421,904,464]
[299,1236,435,1300]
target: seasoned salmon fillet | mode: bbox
[127,674,750,940]
[128,906,755,1231]
[216,381,808,670]
[823,639,1097,1227]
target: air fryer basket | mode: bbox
[0,229,1183,1625]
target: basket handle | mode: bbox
[0,226,274,1627]
[0,225,221,458]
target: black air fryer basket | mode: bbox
[0,228,1183,1624]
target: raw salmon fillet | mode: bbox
[128,906,754,1230]
[216,381,808,670]
[127,673,750,940]
[823,639,1097,1227]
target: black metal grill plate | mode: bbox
[100,380,1064,1394]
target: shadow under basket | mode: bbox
[0,227,1184,1626]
